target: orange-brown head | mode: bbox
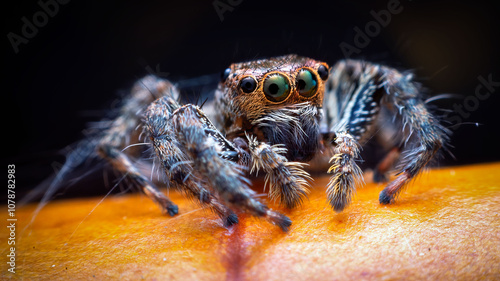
[216,54,330,161]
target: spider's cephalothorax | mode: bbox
[215,55,329,162]
[49,55,449,232]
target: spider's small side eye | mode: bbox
[296,69,318,97]
[317,64,329,81]
[221,68,231,82]
[239,76,258,93]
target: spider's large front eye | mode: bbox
[263,74,290,102]
[239,76,258,93]
[296,69,318,97]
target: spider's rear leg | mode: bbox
[97,145,179,216]
[378,98,449,204]
[373,146,402,183]
[95,75,180,216]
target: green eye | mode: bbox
[296,69,318,97]
[263,74,290,102]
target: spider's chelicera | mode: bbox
[51,55,450,231]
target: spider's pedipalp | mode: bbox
[246,134,311,209]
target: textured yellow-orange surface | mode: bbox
[2,163,500,280]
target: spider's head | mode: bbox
[216,54,330,161]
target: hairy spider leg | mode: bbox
[145,97,239,226]
[325,60,449,206]
[146,100,291,231]
[325,132,363,212]
[373,146,403,183]
[97,145,179,215]
[325,62,401,184]
[97,75,180,216]
[323,61,386,211]
[376,67,450,204]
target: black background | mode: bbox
[3,0,500,196]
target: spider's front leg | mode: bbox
[145,97,240,226]
[322,60,383,212]
[324,59,449,208]
[326,131,363,212]
[145,98,291,230]
[244,135,311,209]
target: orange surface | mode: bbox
[2,163,500,280]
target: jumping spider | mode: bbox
[55,55,449,231]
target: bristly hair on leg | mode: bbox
[326,131,363,212]
[165,104,291,231]
[376,67,451,205]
